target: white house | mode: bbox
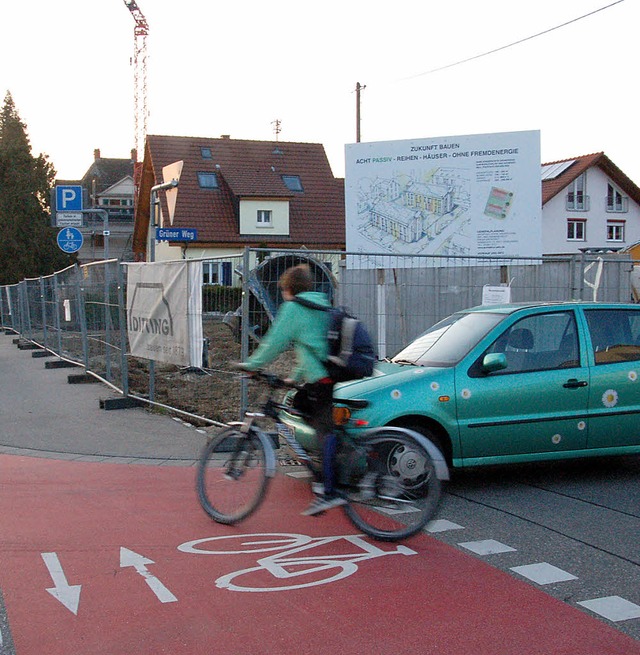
[541,153,640,255]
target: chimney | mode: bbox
[94,148,101,160]
[131,148,137,162]
[220,134,230,140]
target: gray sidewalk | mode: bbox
[0,333,207,465]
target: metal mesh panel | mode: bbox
[0,250,638,427]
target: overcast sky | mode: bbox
[2,0,636,182]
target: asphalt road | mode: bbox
[0,331,639,651]
[428,456,640,641]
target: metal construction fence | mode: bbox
[1,249,638,425]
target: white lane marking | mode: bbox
[578,596,640,622]
[41,552,82,615]
[510,562,578,585]
[427,519,464,533]
[458,539,517,555]
[119,548,177,603]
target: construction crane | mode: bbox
[123,0,149,161]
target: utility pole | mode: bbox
[355,82,366,142]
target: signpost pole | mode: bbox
[146,179,179,402]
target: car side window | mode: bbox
[584,309,640,364]
[476,311,580,375]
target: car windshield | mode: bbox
[392,311,506,367]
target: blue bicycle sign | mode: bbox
[57,227,84,253]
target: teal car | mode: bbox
[285,302,640,468]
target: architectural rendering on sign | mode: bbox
[345,130,542,260]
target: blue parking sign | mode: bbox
[57,227,84,253]
[56,185,83,211]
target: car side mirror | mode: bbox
[482,352,507,374]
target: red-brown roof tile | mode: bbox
[133,135,345,255]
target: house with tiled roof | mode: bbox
[55,149,136,262]
[132,135,345,264]
[541,153,640,255]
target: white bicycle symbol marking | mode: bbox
[178,533,417,592]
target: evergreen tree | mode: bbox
[0,91,74,284]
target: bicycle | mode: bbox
[196,371,449,542]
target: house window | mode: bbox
[203,261,232,286]
[282,175,303,192]
[606,183,628,213]
[607,220,625,242]
[567,219,586,241]
[200,147,212,159]
[197,172,219,189]
[566,173,588,211]
[257,210,272,225]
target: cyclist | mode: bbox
[236,264,344,516]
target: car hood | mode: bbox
[334,361,447,399]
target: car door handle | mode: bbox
[563,378,588,388]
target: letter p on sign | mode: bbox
[56,185,83,211]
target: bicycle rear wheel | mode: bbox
[343,430,442,542]
[196,427,271,524]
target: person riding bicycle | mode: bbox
[236,264,344,516]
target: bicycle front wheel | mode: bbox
[196,427,271,524]
[343,430,442,542]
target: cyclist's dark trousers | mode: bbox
[303,379,337,495]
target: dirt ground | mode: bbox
[127,319,292,426]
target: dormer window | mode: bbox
[257,210,272,225]
[566,173,589,211]
[282,175,304,192]
[197,172,219,189]
[606,183,628,213]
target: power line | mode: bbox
[399,0,625,82]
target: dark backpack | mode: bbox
[293,297,376,383]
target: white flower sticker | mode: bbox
[577,421,586,431]
[552,434,562,445]
[391,389,402,400]
[629,371,638,382]
[430,381,440,391]
[602,389,618,408]
[461,389,471,399]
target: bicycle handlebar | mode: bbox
[238,368,302,391]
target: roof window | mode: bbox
[198,172,219,189]
[282,175,303,192]
[200,147,213,159]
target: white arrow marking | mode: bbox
[119,547,177,603]
[41,552,81,615]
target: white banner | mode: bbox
[126,261,202,367]
[345,130,541,264]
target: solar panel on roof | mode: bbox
[541,160,575,180]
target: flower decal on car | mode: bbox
[430,381,440,391]
[629,371,638,382]
[602,389,618,408]
[461,389,471,399]
[391,389,402,400]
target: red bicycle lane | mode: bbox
[0,453,638,655]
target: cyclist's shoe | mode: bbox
[301,495,347,516]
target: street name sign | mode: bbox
[156,227,197,242]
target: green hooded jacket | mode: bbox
[243,291,331,383]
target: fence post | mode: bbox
[239,247,251,417]
[53,274,63,355]
[104,261,112,382]
[74,264,90,370]
[39,277,48,349]
[116,262,130,397]
[19,281,31,340]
